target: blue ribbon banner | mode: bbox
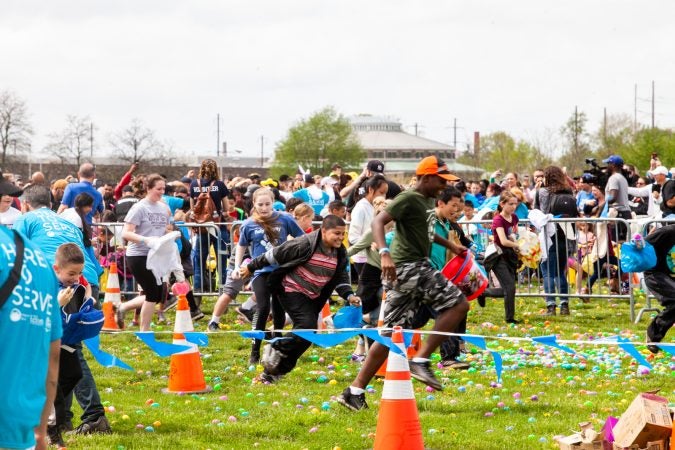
[532,335,576,354]
[83,335,132,371]
[135,332,191,357]
[462,335,503,383]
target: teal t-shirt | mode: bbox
[430,217,451,270]
[12,207,101,286]
[0,227,62,449]
[386,190,436,265]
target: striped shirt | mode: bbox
[282,242,338,299]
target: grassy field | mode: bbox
[63,290,674,450]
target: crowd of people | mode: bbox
[1,152,674,447]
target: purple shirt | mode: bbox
[492,214,518,249]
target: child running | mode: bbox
[232,187,304,364]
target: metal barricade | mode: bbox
[458,216,638,320]
[93,222,228,299]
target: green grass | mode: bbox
[65,290,674,450]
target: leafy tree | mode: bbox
[628,127,675,170]
[559,108,591,174]
[458,131,552,176]
[109,118,163,163]
[45,115,93,166]
[0,89,33,167]
[271,107,365,177]
[592,113,634,159]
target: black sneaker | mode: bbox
[191,309,205,321]
[261,344,285,375]
[235,307,255,323]
[409,360,443,391]
[47,425,65,447]
[543,305,556,316]
[646,326,661,354]
[71,415,112,435]
[559,303,570,316]
[506,319,522,325]
[207,321,220,332]
[337,387,368,411]
[477,294,486,308]
[252,371,281,385]
[441,359,471,370]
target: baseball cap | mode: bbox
[649,166,669,177]
[602,155,624,166]
[416,156,459,181]
[367,160,385,173]
[580,174,594,183]
[244,184,261,198]
[0,171,23,197]
[52,179,68,190]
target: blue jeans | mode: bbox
[192,227,230,293]
[540,241,569,306]
[65,343,105,423]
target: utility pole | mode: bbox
[260,135,264,167]
[453,118,457,148]
[90,122,94,158]
[216,114,220,157]
[651,80,655,129]
[634,84,637,132]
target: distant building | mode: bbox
[349,114,483,182]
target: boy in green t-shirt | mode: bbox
[338,156,470,411]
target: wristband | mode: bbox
[378,247,391,255]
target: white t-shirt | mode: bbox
[59,207,83,229]
[0,207,21,227]
[348,198,375,264]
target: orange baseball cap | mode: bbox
[416,156,459,181]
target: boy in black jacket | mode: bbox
[644,224,675,353]
[240,215,361,383]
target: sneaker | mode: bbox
[235,307,255,324]
[114,305,125,329]
[646,326,661,354]
[350,353,366,363]
[409,360,443,391]
[560,303,570,316]
[337,387,368,411]
[441,359,471,370]
[71,415,112,435]
[47,425,65,447]
[207,321,220,332]
[261,344,285,375]
[252,371,281,385]
[506,319,522,325]
[163,295,178,312]
[191,309,205,321]
[543,305,556,316]
[477,294,486,308]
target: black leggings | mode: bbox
[251,273,286,353]
[54,348,83,428]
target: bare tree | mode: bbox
[109,118,163,163]
[45,115,93,166]
[0,89,33,167]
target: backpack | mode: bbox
[190,179,220,227]
[549,191,578,243]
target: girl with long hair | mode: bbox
[232,187,304,364]
[348,174,389,276]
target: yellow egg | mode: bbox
[153,421,161,427]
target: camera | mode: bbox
[582,158,608,190]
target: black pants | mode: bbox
[356,263,382,315]
[54,348,83,428]
[251,273,286,355]
[644,271,675,343]
[273,291,326,375]
[484,255,517,322]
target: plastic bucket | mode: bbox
[441,252,488,301]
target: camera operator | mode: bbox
[627,165,668,218]
[602,155,632,241]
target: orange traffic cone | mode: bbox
[374,326,424,450]
[375,292,422,377]
[162,295,212,394]
[318,300,333,330]
[101,262,122,332]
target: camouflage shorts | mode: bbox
[382,259,466,328]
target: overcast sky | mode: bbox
[2,0,675,161]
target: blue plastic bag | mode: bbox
[620,241,657,273]
[332,305,363,329]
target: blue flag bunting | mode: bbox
[462,335,503,382]
[135,332,191,357]
[184,332,209,346]
[83,335,133,371]
[657,343,675,354]
[617,336,652,369]
[292,330,360,348]
[240,331,266,340]
[532,335,576,354]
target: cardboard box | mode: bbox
[612,393,672,448]
[612,439,667,450]
[558,422,604,450]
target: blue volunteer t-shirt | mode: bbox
[292,188,329,216]
[61,181,104,224]
[12,208,101,287]
[162,194,187,216]
[238,212,304,275]
[0,227,61,449]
